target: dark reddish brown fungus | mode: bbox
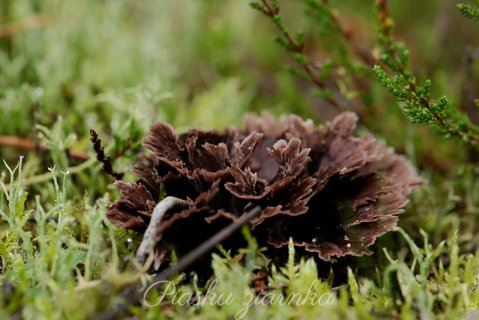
[106,112,423,263]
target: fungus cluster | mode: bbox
[106,112,422,263]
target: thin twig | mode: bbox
[153,206,262,281]
[464,47,479,125]
[256,0,373,116]
[462,47,479,160]
[89,129,124,180]
[32,101,50,166]
[322,4,376,66]
[136,197,189,265]
[93,206,262,320]
[0,135,89,160]
[0,14,53,38]
[258,0,344,109]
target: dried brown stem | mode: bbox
[464,47,479,125]
[0,14,53,38]
[325,5,376,66]
[258,0,372,116]
[93,206,262,320]
[89,129,124,180]
[259,0,344,110]
[0,135,89,160]
[153,206,262,281]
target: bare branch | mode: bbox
[136,197,189,265]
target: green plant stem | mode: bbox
[2,157,96,192]
[376,0,479,145]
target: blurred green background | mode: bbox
[1,0,477,163]
[0,0,476,135]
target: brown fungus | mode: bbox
[106,112,423,263]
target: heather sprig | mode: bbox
[374,0,479,144]
[250,0,375,113]
[458,1,479,22]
